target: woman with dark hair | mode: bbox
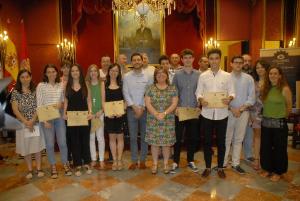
[145,67,178,174]
[11,69,45,179]
[85,64,105,169]
[260,66,292,182]
[64,64,93,176]
[37,64,72,179]
[102,63,125,170]
[250,60,270,170]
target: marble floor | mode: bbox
[0,143,300,201]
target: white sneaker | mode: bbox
[187,162,199,172]
[170,163,178,174]
[26,171,33,179]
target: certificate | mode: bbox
[177,107,201,122]
[67,111,88,126]
[37,105,60,122]
[204,92,228,108]
[104,101,125,117]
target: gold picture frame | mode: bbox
[113,10,165,65]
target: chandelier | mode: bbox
[56,38,75,65]
[288,37,297,48]
[112,0,176,17]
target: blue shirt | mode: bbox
[230,72,256,108]
[172,68,200,108]
[123,70,151,107]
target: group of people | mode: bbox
[11,48,292,183]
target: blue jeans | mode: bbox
[127,108,148,162]
[243,125,253,159]
[40,117,68,165]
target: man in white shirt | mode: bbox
[224,56,255,175]
[198,55,209,74]
[99,55,111,81]
[195,48,235,179]
[141,53,155,84]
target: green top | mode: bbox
[90,83,102,114]
[263,86,286,118]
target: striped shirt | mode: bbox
[36,82,64,107]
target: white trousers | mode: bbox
[90,114,105,162]
[224,111,249,167]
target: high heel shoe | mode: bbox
[151,164,158,174]
[163,164,169,174]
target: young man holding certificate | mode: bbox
[195,48,235,179]
[171,49,200,174]
[223,56,255,174]
[123,53,152,170]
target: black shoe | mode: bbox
[245,157,255,163]
[232,165,246,175]
[201,168,211,178]
[217,169,226,179]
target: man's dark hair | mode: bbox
[158,55,169,64]
[180,49,194,58]
[131,52,143,61]
[231,55,244,63]
[207,48,222,58]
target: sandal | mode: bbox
[99,161,105,170]
[51,165,58,179]
[252,159,260,171]
[270,174,281,182]
[75,167,82,177]
[26,171,33,179]
[37,170,45,178]
[117,160,123,171]
[163,164,169,174]
[259,170,271,178]
[84,165,92,175]
[151,164,158,174]
[112,161,118,171]
[64,164,72,176]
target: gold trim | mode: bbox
[280,0,284,41]
[261,0,266,48]
[216,0,220,40]
[113,11,165,64]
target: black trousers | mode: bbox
[260,123,288,175]
[173,117,200,164]
[202,117,227,168]
[69,125,91,167]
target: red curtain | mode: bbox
[72,0,205,40]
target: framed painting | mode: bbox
[113,10,165,65]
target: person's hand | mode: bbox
[44,121,52,129]
[157,113,166,121]
[53,103,62,109]
[231,108,241,118]
[95,111,102,118]
[201,99,208,107]
[87,113,93,120]
[24,120,34,129]
[222,97,232,105]
[116,114,123,118]
[63,113,68,120]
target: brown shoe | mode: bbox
[128,163,138,170]
[139,162,147,169]
[201,168,211,178]
[217,169,226,179]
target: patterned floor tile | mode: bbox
[29,195,51,201]
[133,193,168,201]
[198,178,243,200]
[47,183,93,201]
[183,190,224,201]
[151,180,195,201]
[284,184,300,201]
[33,177,74,193]
[0,183,43,201]
[233,187,282,201]
[126,172,166,191]
[171,171,208,188]
[80,194,107,201]
[0,174,28,193]
[98,182,144,201]
[79,173,120,193]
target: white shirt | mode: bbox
[36,82,64,107]
[195,69,235,120]
[143,65,155,84]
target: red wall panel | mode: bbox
[219,0,251,40]
[265,0,282,40]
